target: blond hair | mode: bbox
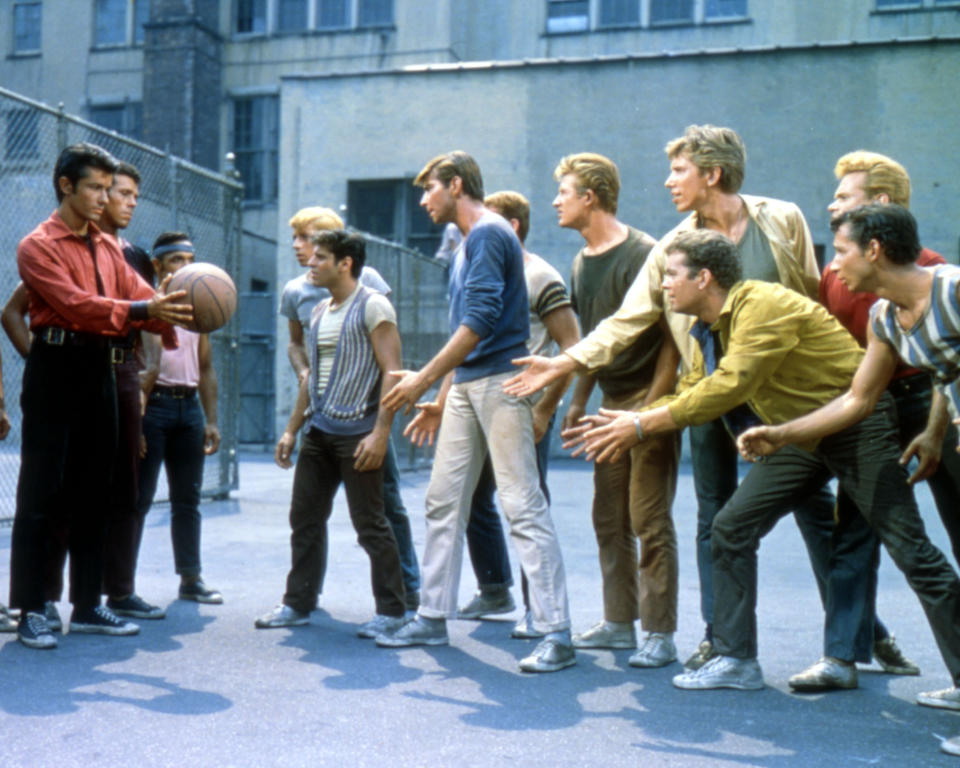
[665,125,746,194]
[485,190,530,243]
[553,153,620,214]
[287,206,344,233]
[834,150,911,208]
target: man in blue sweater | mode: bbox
[380,151,575,672]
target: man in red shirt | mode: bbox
[10,143,191,649]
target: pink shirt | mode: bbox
[157,326,200,386]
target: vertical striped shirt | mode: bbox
[870,265,960,417]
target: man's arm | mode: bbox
[404,371,453,448]
[275,374,311,469]
[2,282,31,358]
[198,333,220,455]
[140,332,162,398]
[737,329,898,460]
[532,305,581,442]
[287,318,310,385]
[354,321,402,472]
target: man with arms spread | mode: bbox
[381,151,575,673]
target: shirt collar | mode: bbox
[48,210,105,243]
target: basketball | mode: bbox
[167,262,237,333]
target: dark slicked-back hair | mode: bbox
[830,203,921,266]
[312,229,366,278]
[115,161,141,185]
[666,229,742,289]
[414,151,484,201]
[53,142,118,202]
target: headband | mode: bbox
[152,242,195,259]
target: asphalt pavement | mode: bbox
[1,452,958,767]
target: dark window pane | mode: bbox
[90,105,126,134]
[705,0,747,17]
[599,0,639,25]
[277,0,307,31]
[349,181,399,241]
[13,2,42,52]
[134,0,150,43]
[547,0,588,32]
[5,109,39,160]
[649,0,694,24]
[95,0,127,45]
[357,0,393,26]
[317,0,348,28]
[876,0,921,5]
[235,0,267,33]
[233,96,278,202]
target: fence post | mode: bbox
[168,153,180,230]
[56,102,67,152]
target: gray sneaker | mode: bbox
[17,612,57,650]
[357,614,406,639]
[254,604,310,629]
[510,611,545,640]
[44,601,63,633]
[375,615,448,647]
[519,637,577,673]
[629,632,677,668]
[69,605,140,636]
[788,657,857,692]
[672,655,764,690]
[942,735,960,757]
[0,604,17,633]
[572,620,636,649]
[457,588,516,620]
[917,686,960,711]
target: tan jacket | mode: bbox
[564,195,821,373]
[655,281,862,452]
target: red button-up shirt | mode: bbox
[18,210,174,343]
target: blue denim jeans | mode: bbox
[137,391,206,578]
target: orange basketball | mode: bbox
[167,263,237,333]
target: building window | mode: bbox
[233,96,278,204]
[13,1,42,53]
[347,179,441,257]
[89,102,143,141]
[94,0,150,47]
[233,0,391,34]
[4,109,40,161]
[548,0,748,32]
[876,0,959,7]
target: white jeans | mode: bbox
[419,371,571,632]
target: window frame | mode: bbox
[88,101,144,141]
[231,94,280,206]
[232,0,394,37]
[92,0,150,49]
[12,1,42,54]
[546,0,749,34]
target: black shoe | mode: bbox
[107,594,166,620]
[17,612,57,649]
[70,605,140,636]
[179,580,223,604]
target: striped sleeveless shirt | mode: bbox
[870,264,960,417]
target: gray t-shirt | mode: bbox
[737,217,779,283]
[279,266,391,330]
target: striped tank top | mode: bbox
[870,264,960,417]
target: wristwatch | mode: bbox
[633,413,645,442]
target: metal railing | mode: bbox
[0,86,242,522]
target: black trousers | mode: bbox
[10,340,118,613]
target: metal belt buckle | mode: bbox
[44,327,66,346]
[110,347,125,364]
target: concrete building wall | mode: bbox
[273,39,960,423]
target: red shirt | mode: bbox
[18,210,173,342]
[819,247,944,379]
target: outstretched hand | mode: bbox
[560,408,640,464]
[503,355,561,398]
[403,401,443,447]
[382,369,428,414]
[148,274,194,327]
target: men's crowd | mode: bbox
[4,130,960,760]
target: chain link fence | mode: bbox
[0,86,242,524]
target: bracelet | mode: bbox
[633,413,645,442]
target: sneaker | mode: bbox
[572,620,636,649]
[44,601,63,633]
[942,735,960,757]
[511,611,545,640]
[629,632,677,668]
[69,605,140,636]
[254,604,310,629]
[873,635,920,675]
[788,657,857,692]
[107,594,166,620]
[0,604,17,634]
[357,614,406,639]
[404,589,421,612]
[518,637,577,673]
[684,639,718,670]
[17,612,57,649]
[672,655,764,690]
[456,588,516,620]
[375,615,448,647]
[917,687,960,711]
[179,580,223,604]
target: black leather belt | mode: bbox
[34,326,134,364]
[151,384,197,399]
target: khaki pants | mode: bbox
[592,389,680,631]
